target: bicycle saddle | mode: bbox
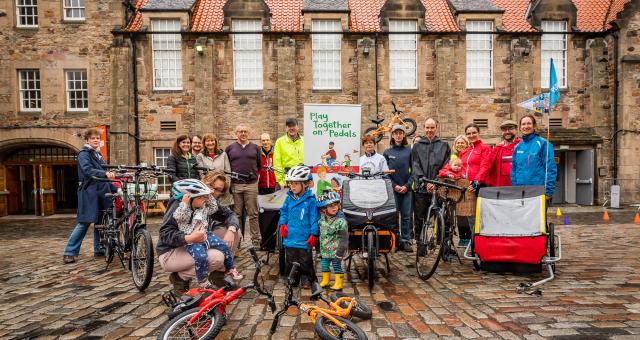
[371,118,384,125]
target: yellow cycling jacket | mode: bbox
[273,134,304,185]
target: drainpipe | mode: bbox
[131,33,141,164]
[374,33,379,120]
[612,30,619,185]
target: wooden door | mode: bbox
[5,166,20,215]
[39,164,56,216]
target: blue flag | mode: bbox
[549,58,559,109]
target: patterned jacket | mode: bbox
[319,212,348,259]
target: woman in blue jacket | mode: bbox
[511,115,557,200]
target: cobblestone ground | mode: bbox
[0,211,639,339]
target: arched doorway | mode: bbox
[0,142,79,216]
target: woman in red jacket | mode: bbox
[457,123,491,246]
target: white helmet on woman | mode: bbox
[172,179,212,199]
[285,165,312,182]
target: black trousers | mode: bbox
[285,247,317,285]
[413,191,430,240]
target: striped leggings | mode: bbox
[320,257,343,274]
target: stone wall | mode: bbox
[0,0,122,142]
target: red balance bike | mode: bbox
[158,247,276,340]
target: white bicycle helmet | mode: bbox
[172,179,212,199]
[285,165,312,182]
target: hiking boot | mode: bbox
[169,273,190,294]
[401,242,414,253]
[63,255,76,264]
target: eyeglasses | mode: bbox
[237,130,249,134]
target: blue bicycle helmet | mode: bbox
[317,191,341,208]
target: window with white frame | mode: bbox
[63,0,85,21]
[152,19,182,90]
[18,69,41,112]
[154,148,172,194]
[233,20,263,90]
[466,21,493,89]
[312,20,342,90]
[541,20,567,88]
[65,70,88,111]
[389,20,417,90]
[16,0,38,27]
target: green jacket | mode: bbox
[319,213,348,259]
[273,134,304,185]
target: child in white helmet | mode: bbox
[172,179,242,288]
[278,165,320,286]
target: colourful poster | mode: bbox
[303,104,361,196]
[96,125,108,162]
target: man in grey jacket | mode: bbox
[412,118,451,245]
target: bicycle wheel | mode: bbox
[415,217,443,279]
[364,126,383,144]
[157,307,225,340]
[131,228,154,291]
[314,315,368,340]
[366,231,376,290]
[329,292,372,320]
[402,117,417,136]
[547,223,556,273]
[99,215,114,264]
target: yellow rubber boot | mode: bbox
[330,274,343,291]
[320,272,331,287]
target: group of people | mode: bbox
[62,113,557,293]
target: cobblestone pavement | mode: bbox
[0,210,639,339]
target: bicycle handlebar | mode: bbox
[418,177,467,192]
[391,100,402,114]
[193,166,251,180]
[338,169,396,179]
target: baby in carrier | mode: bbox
[172,179,242,288]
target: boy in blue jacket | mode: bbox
[279,165,320,286]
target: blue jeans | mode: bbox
[63,222,103,256]
[394,191,412,244]
[186,232,234,281]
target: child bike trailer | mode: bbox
[464,186,561,293]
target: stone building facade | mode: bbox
[0,0,638,216]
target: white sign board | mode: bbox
[303,104,361,196]
[610,185,620,209]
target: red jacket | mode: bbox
[476,138,521,187]
[438,163,466,180]
[459,139,491,182]
[258,147,276,190]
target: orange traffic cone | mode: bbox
[603,211,610,222]
[634,212,640,225]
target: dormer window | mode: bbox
[312,20,342,90]
[389,20,418,90]
[232,20,263,90]
[541,20,567,88]
[466,21,493,89]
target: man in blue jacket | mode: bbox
[63,128,116,264]
[384,124,413,252]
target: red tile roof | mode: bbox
[123,0,628,33]
[422,0,458,32]
[573,0,612,31]
[606,0,632,28]
[348,0,385,32]
[491,0,535,32]
[191,0,226,32]
[123,0,150,32]
[264,0,304,32]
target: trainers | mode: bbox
[401,242,414,253]
[197,279,217,289]
[458,239,470,247]
[225,268,243,281]
[62,255,76,264]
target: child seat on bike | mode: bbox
[465,185,561,292]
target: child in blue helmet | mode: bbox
[317,191,348,290]
[172,179,242,288]
[279,165,320,286]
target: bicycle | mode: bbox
[338,169,396,290]
[94,164,168,291]
[415,177,467,280]
[364,101,417,143]
[270,262,370,340]
[158,247,276,340]
[192,165,251,182]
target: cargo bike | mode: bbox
[339,170,398,289]
[463,186,562,293]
